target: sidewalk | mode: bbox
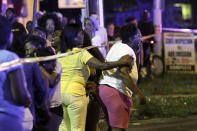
[98,115,197,131]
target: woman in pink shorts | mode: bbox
[99,23,146,131]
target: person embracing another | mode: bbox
[58,24,132,131]
[98,23,146,131]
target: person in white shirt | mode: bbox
[89,14,108,58]
[99,23,146,131]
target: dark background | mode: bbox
[40,0,197,28]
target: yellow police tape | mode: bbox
[0,45,98,72]
[0,34,159,72]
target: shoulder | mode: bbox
[0,50,19,61]
[80,50,93,62]
[122,43,136,60]
[81,50,93,57]
[0,50,22,72]
[107,42,136,60]
[115,42,135,54]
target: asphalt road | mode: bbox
[98,115,197,131]
[128,116,197,131]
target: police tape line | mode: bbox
[142,27,197,41]
[0,33,162,72]
[154,26,197,33]
[2,27,196,71]
[141,33,159,41]
[0,45,98,72]
[162,27,197,33]
[0,32,172,72]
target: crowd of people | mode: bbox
[0,7,150,131]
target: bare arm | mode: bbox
[39,66,50,88]
[39,66,60,88]
[8,68,31,107]
[86,55,132,70]
[33,65,51,120]
[113,66,146,105]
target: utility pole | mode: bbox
[32,0,37,28]
[153,0,165,56]
[88,0,104,27]
[98,0,104,27]
[81,0,89,29]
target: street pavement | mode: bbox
[98,115,197,131]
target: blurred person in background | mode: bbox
[126,17,144,82]
[24,35,47,57]
[36,47,63,131]
[53,12,64,29]
[6,7,27,57]
[30,26,56,52]
[69,18,76,24]
[138,10,155,68]
[126,17,138,26]
[62,16,68,27]
[38,13,62,47]
[31,27,47,40]
[26,21,33,34]
[125,17,143,69]
[23,35,49,131]
[84,16,105,58]
[107,23,115,41]
[90,13,108,58]
[51,29,63,53]
[35,11,44,27]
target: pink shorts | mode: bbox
[99,84,133,129]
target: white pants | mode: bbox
[22,108,33,131]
